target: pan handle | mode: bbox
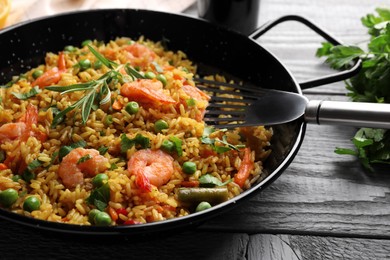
[249,15,362,90]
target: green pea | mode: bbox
[161,140,174,153]
[88,209,101,224]
[93,60,103,70]
[11,175,21,182]
[32,69,43,79]
[104,115,113,125]
[182,161,197,175]
[144,71,156,79]
[92,173,108,188]
[195,201,212,212]
[64,45,76,52]
[0,188,18,208]
[22,171,35,183]
[78,59,91,71]
[94,211,111,226]
[125,101,139,115]
[81,39,92,47]
[23,196,40,212]
[154,119,169,133]
[156,74,167,86]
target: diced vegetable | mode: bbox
[161,139,174,153]
[125,101,139,115]
[88,209,101,224]
[94,211,111,226]
[177,187,228,205]
[182,161,197,175]
[154,119,169,133]
[233,148,254,188]
[23,196,40,212]
[195,201,212,212]
[92,173,108,188]
[0,188,18,208]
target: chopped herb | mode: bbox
[186,98,196,107]
[120,133,151,153]
[86,183,110,211]
[201,126,245,154]
[110,163,118,170]
[22,159,43,183]
[58,140,87,161]
[77,154,92,164]
[199,174,232,187]
[152,61,164,73]
[169,136,183,156]
[317,8,390,170]
[12,86,42,100]
[98,146,109,155]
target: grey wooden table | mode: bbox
[1,1,390,259]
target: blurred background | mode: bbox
[1,0,196,29]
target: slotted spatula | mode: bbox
[196,78,390,129]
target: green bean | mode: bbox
[177,187,228,205]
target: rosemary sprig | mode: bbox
[46,45,143,128]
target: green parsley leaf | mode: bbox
[120,133,150,153]
[86,183,110,211]
[317,8,390,170]
[12,86,42,100]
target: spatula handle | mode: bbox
[305,100,390,129]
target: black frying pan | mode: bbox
[0,9,360,235]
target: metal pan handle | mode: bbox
[249,15,362,90]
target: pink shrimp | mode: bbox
[127,149,174,192]
[58,147,110,189]
[120,79,177,107]
[182,84,211,102]
[0,104,46,143]
[123,43,157,68]
[32,52,66,88]
[182,84,210,121]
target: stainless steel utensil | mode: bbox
[197,78,390,129]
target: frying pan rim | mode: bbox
[0,8,306,235]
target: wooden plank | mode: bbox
[0,220,249,259]
[248,234,390,260]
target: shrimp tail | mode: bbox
[136,171,152,192]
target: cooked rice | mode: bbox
[0,37,272,226]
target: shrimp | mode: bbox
[120,79,177,107]
[127,149,174,192]
[182,84,211,102]
[0,104,45,143]
[182,84,210,121]
[32,52,66,88]
[58,147,110,189]
[123,43,157,68]
[233,148,254,188]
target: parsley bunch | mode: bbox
[316,8,390,170]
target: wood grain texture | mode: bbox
[0,222,249,260]
[248,234,390,260]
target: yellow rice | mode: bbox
[0,37,272,226]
